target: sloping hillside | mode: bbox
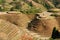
[0,0,60,13]
[0,0,60,40]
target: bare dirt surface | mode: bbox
[0,13,60,39]
[0,0,60,40]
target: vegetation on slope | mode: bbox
[0,0,60,40]
[0,0,60,14]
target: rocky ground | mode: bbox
[0,0,60,40]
